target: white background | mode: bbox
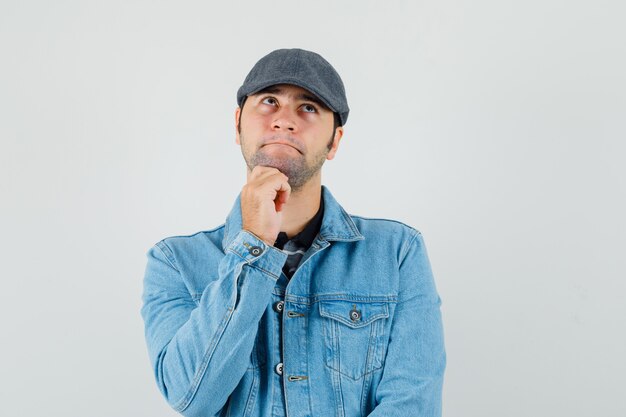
[1,1,625,416]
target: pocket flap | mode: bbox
[319,299,389,329]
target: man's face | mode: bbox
[235,84,343,192]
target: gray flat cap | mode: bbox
[237,48,349,126]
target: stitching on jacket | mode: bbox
[172,306,235,412]
[225,248,282,280]
[155,241,179,272]
[398,228,420,270]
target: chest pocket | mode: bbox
[319,299,390,380]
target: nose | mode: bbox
[272,107,297,132]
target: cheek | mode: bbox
[315,113,335,135]
[242,111,270,131]
[313,121,335,141]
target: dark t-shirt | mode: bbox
[273,195,324,279]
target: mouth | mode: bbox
[264,143,301,153]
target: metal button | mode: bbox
[349,307,361,322]
[275,362,283,376]
[248,246,263,256]
[273,301,285,313]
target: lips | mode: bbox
[264,142,300,153]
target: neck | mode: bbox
[280,176,322,238]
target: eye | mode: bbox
[301,103,317,113]
[261,97,278,106]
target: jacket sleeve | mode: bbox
[140,229,288,417]
[367,229,446,417]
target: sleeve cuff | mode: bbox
[226,229,288,279]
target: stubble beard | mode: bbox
[240,134,332,193]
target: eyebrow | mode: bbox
[252,86,330,110]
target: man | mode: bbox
[141,48,446,417]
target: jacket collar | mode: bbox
[222,184,364,251]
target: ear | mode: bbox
[235,107,241,145]
[326,126,344,161]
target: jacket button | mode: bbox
[275,362,283,376]
[248,246,263,256]
[349,308,361,321]
[273,301,285,313]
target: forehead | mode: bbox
[249,84,329,110]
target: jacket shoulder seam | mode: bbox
[154,241,180,272]
[398,228,422,267]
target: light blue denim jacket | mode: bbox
[141,185,446,417]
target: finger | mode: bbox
[249,165,282,180]
[275,178,291,206]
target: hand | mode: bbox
[240,166,291,246]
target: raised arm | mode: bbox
[141,166,292,416]
[141,229,287,416]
